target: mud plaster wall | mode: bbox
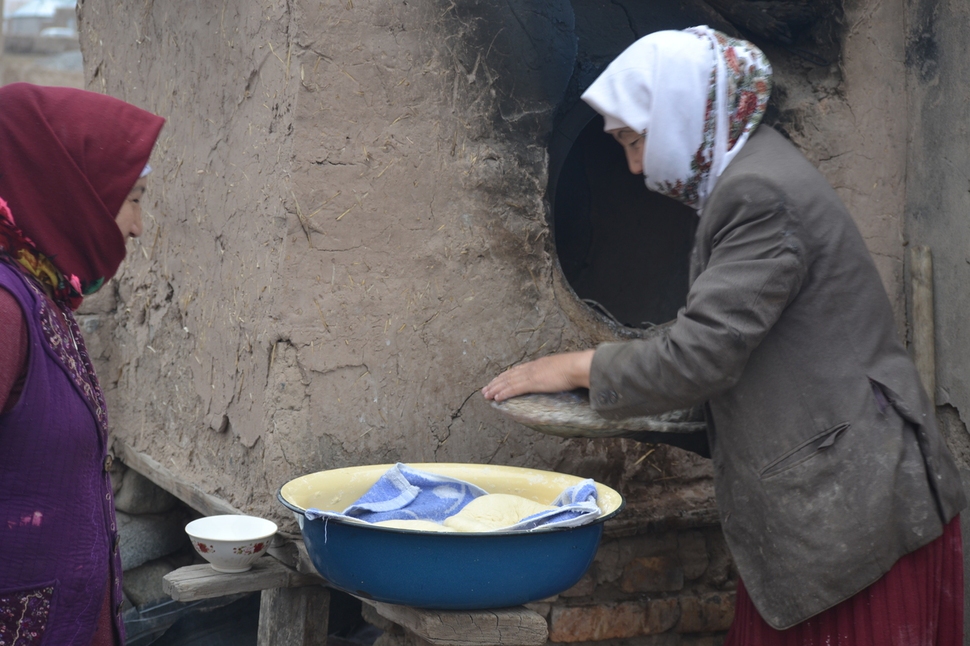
[75,0,906,530]
[903,3,970,627]
[905,0,970,456]
[769,0,908,324]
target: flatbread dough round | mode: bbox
[373,519,456,532]
[443,493,556,532]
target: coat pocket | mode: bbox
[759,423,850,480]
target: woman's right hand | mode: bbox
[481,350,595,402]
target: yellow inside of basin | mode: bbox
[280,463,623,516]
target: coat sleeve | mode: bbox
[589,175,809,417]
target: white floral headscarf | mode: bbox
[581,26,772,212]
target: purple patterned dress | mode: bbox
[0,260,124,645]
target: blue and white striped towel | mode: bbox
[502,478,601,531]
[304,463,601,531]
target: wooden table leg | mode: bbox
[359,598,549,646]
[257,585,331,646]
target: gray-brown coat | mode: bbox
[589,126,966,629]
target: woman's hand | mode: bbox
[482,350,595,402]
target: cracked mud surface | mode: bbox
[75,0,910,529]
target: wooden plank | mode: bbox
[112,439,242,517]
[257,586,330,646]
[267,539,325,578]
[360,599,548,646]
[163,558,320,602]
[910,245,936,406]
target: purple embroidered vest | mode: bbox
[0,261,124,645]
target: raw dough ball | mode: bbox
[443,494,555,532]
[373,519,456,532]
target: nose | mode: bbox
[130,209,143,238]
[624,145,643,175]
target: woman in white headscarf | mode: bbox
[484,28,965,644]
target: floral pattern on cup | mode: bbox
[232,542,265,556]
[195,542,215,554]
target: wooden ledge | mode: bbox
[163,557,322,602]
[113,439,242,517]
[360,598,548,646]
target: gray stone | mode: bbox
[76,285,117,314]
[706,531,737,589]
[114,469,178,515]
[118,509,191,571]
[361,602,400,634]
[619,555,684,593]
[678,530,709,581]
[109,460,127,497]
[372,634,408,646]
[123,557,177,607]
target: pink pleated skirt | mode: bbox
[725,516,964,646]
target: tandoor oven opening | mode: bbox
[550,107,697,330]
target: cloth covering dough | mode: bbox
[442,494,556,532]
[303,464,603,531]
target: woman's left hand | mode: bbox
[482,350,595,402]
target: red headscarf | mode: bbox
[0,83,165,289]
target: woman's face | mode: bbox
[115,177,146,239]
[610,127,645,176]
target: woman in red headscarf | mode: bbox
[0,83,164,646]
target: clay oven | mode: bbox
[550,106,696,330]
[70,0,930,640]
[76,0,792,524]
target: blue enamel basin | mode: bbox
[277,463,625,609]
